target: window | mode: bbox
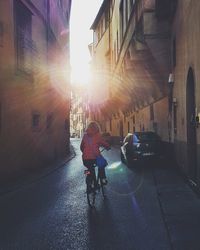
[117,30,119,54]
[119,0,124,44]
[130,0,133,10]
[173,105,177,135]
[0,103,2,133]
[46,113,53,130]
[57,0,63,9]
[150,104,154,121]
[105,8,109,30]
[155,0,170,20]
[111,0,115,10]
[172,38,176,68]
[15,1,33,74]
[114,42,116,63]
[110,119,112,131]
[130,0,135,11]
[101,19,104,35]
[133,115,135,124]
[129,0,135,16]
[32,113,40,131]
[0,22,4,47]
[97,25,101,41]
[65,9,69,21]
[65,119,69,131]
[135,132,160,141]
[153,122,158,133]
[125,0,128,26]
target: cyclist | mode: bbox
[80,121,110,188]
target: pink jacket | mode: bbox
[80,130,110,160]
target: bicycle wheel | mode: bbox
[86,175,96,207]
[98,176,106,199]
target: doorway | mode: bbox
[186,67,197,182]
[119,120,123,139]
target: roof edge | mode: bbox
[90,0,107,30]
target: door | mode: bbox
[119,120,123,140]
[186,68,197,182]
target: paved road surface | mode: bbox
[1,138,197,250]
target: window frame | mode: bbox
[14,0,33,75]
[32,112,41,132]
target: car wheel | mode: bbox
[120,151,125,163]
[126,154,133,168]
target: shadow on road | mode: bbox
[126,156,176,174]
[87,198,127,250]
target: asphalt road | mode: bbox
[0,139,172,250]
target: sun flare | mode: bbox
[70,0,104,86]
[71,63,91,85]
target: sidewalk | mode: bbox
[0,144,76,196]
[153,163,200,250]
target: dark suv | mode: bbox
[120,131,164,165]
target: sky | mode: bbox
[70,0,103,85]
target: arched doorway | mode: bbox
[186,68,197,182]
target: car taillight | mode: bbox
[133,142,141,149]
[136,143,141,148]
[84,170,91,175]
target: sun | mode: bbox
[71,63,91,85]
[70,0,104,86]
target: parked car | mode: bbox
[120,131,164,166]
[101,132,112,145]
[71,132,77,138]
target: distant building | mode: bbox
[0,0,71,180]
[70,85,89,138]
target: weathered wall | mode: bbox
[172,0,200,184]
[0,0,71,180]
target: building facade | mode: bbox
[171,0,200,185]
[89,0,111,131]
[90,0,200,187]
[90,0,174,142]
[0,0,71,180]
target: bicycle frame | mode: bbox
[84,148,108,207]
[84,169,96,207]
[97,171,106,198]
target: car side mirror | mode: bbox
[196,114,200,128]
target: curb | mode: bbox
[0,144,76,196]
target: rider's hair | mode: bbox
[87,121,100,133]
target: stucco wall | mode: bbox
[172,0,200,183]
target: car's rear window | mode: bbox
[134,132,160,142]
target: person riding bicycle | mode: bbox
[80,121,110,188]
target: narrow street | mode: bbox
[1,1,200,249]
[1,139,200,250]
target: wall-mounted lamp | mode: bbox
[173,97,177,106]
[168,73,174,84]
[195,112,200,128]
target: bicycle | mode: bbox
[84,149,108,207]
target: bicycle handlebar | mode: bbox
[100,147,111,153]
